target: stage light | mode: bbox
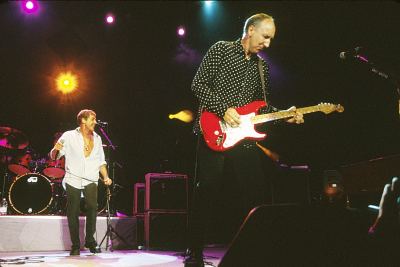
[169,110,193,123]
[202,0,218,18]
[22,0,39,14]
[55,72,78,94]
[105,14,115,24]
[177,26,185,37]
[204,1,214,7]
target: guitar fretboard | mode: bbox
[251,105,322,124]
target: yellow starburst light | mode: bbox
[55,72,78,94]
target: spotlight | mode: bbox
[177,26,185,37]
[22,0,39,14]
[55,72,78,94]
[204,1,213,7]
[169,110,193,123]
[105,14,115,24]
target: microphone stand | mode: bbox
[351,53,400,116]
[97,123,117,214]
[96,122,129,251]
[98,186,129,251]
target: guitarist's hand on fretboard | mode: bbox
[285,106,305,124]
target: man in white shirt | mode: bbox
[50,109,112,256]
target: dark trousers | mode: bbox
[66,183,98,249]
[188,137,270,251]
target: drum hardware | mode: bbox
[49,181,66,215]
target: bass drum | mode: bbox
[8,173,53,214]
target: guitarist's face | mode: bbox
[248,19,276,54]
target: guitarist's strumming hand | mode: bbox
[224,107,241,127]
[285,106,304,124]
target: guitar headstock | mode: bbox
[318,103,344,114]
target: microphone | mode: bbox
[339,47,369,63]
[96,120,108,127]
[340,47,391,80]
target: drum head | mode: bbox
[8,153,32,175]
[43,158,65,179]
[8,173,53,214]
[8,164,30,176]
[43,167,65,179]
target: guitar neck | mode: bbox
[251,105,321,124]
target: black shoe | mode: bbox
[85,243,101,254]
[88,246,101,254]
[69,248,80,256]
[184,248,204,267]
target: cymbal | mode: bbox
[0,127,29,149]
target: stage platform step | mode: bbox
[0,215,137,252]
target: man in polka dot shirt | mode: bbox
[185,13,304,266]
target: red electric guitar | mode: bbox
[200,100,344,152]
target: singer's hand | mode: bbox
[103,177,112,186]
[53,141,64,151]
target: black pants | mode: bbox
[188,137,270,251]
[66,183,98,249]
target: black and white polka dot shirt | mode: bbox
[192,38,277,134]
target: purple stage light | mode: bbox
[177,26,185,37]
[106,14,115,24]
[22,0,39,14]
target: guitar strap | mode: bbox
[258,57,268,104]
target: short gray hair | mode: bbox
[243,13,274,36]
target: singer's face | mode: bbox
[83,114,97,132]
[248,19,276,54]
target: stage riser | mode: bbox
[0,216,137,252]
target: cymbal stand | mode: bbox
[1,167,7,199]
[1,153,12,199]
[98,186,129,251]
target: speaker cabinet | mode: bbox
[144,211,187,249]
[145,173,188,211]
[219,204,369,267]
[273,165,311,204]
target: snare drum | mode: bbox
[8,173,53,214]
[43,157,65,179]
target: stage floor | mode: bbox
[0,247,225,267]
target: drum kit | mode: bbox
[0,126,106,215]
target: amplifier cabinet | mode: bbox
[145,173,188,211]
[144,211,187,249]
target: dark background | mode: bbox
[1,1,399,214]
